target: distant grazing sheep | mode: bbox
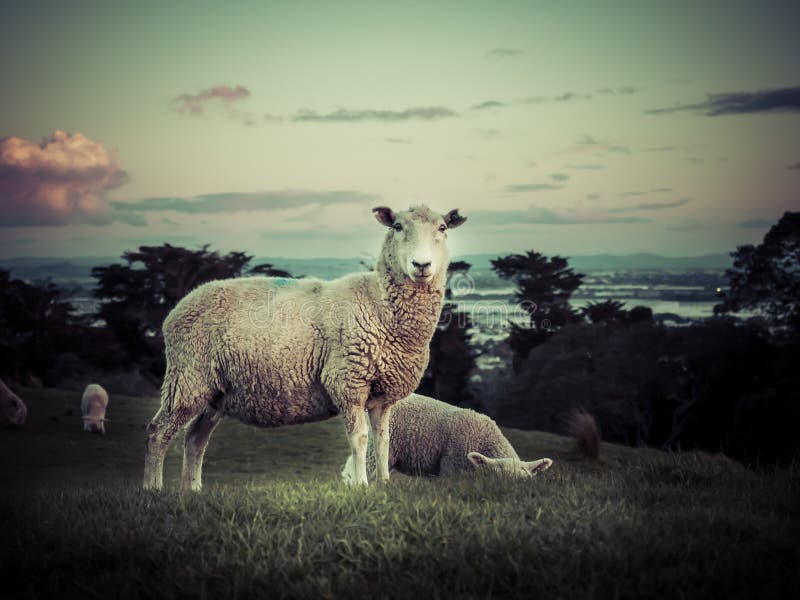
[143,204,467,491]
[81,384,109,435]
[0,378,27,426]
[342,394,553,481]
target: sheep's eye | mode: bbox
[393,223,403,232]
[438,224,447,232]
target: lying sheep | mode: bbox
[81,384,109,434]
[0,378,27,426]
[342,394,553,481]
[144,204,467,491]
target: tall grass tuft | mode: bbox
[570,408,601,459]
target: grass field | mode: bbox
[1,387,798,599]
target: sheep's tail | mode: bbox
[570,409,601,459]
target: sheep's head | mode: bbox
[0,390,27,426]
[467,452,553,478]
[373,204,466,285]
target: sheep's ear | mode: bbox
[372,206,396,227]
[443,209,467,229]
[467,451,491,468]
[523,458,553,476]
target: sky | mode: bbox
[1,0,798,260]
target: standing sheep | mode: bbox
[0,378,27,426]
[143,204,467,491]
[342,394,553,481]
[81,384,109,434]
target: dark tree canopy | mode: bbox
[581,300,628,324]
[491,251,584,362]
[418,261,477,408]
[0,269,84,382]
[580,300,654,326]
[715,211,800,334]
[249,263,294,278]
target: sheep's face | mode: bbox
[467,452,553,478]
[1,393,27,426]
[373,205,466,284]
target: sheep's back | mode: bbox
[388,394,457,475]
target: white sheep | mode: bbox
[81,383,109,434]
[0,378,27,426]
[341,394,553,481]
[143,204,466,491]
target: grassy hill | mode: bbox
[1,387,797,599]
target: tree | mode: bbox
[0,269,85,383]
[417,261,477,408]
[715,211,800,334]
[249,263,294,278]
[580,299,628,325]
[580,300,654,326]
[491,251,584,363]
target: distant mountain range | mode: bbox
[0,252,732,283]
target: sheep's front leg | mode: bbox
[342,404,370,485]
[368,404,392,483]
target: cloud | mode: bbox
[786,162,800,170]
[111,190,379,215]
[577,135,631,155]
[172,84,250,116]
[737,218,775,228]
[567,163,606,170]
[475,128,501,140]
[609,198,690,213]
[617,188,673,198]
[645,85,800,116]
[554,92,592,102]
[171,85,258,126]
[292,106,457,122]
[551,173,570,182]
[586,194,601,200]
[486,86,635,111]
[471,100,506,110]
[470,205,648,226]
[596,86,638,95]
[485,48,524,60]
[382,137,412,144]
[686,156,728,165]
[0,130,135,227]
[522,92,593,105]
[505,183,562,193]
[666,220,711,231]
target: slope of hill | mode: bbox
[1,387,796,599]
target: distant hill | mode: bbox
[0,252,731,283]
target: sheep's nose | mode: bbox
[412,260,431,270]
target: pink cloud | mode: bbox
[172,84,251,116]
[0,130,133,227]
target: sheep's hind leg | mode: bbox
[368,404,393,483]
[181,405,223,492]
[143,384,209,491]
[342,404,370,485]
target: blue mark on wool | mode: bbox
[272,278,296,288]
